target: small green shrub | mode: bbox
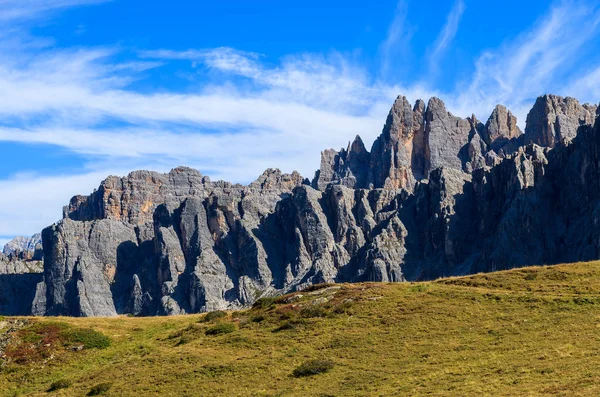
[47,379,72,392]
[176,335,191,346]
[301,283,334,293]
[408,284,428,293]
[251,315,265,323]
[300,306,328,318]
[272,319,307,333]
[197,364,234,378]
[205,323,236,336]
[524,273,537,280]
[332,301,354,315]
[201,310,227,322]
[292,360,335,377]
[87,382,112,396]
[252,297,276,310]
[63,328,111,349]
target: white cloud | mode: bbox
[0,0,600,240]
[450,1,600,125]
[428,0,465,75]
[0,0,111,22]
[0,171,124,236]
[379,0,413,79]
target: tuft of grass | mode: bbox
[87,382,112,396]
[205,323,236,336]
[250,315,265,323]
[197,364,235,378]
[299,305,328,318]
[252,297,276,310]
[292,360,335,377]
[201,310,227,323]
[272,319,307,333]
[332,301,354,315]
[47,379,72,392]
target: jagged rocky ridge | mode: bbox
[3,94,600,316]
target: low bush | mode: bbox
[251,315,265,323]
[201,310,227,323]
[524,273,538,280]
[272,319,307,333]
[300,306,328,318]
[63,328,111,349]
[87,382,112,396]
[332,301,354,315]
[47,379,72,392]
[301,283,334,293]
[176,335,191,346]
[292,360,335,377]
[252,297,276,310]
[205,323,236,336]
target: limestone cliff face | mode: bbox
[2,234,42,261]
[0,254,43,315]
[315,96,528,191]
[525,95,597,148]
[3,93,600,316]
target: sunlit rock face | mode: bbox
[4,94,600,316]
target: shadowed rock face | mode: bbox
[0,254,43,315]
[3,94,600,316]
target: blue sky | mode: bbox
[1,0,600,247]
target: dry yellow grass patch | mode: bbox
[2,262,600,396]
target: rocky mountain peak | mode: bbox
[250,168,305,190]
[2,234,42,260]
[525,94,597,147]
[4,93,600,318]
[483,104,522,151]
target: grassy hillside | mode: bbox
[3,262,600,396]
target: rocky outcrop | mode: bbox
[525,95,597,147]
[314,96,528,192]
[2,233,42,260]
[312,136,370,190]
[2,93,600,317]
[482,105,522,153]
[0,254,43,315]
[39,173,411,316]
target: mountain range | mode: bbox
[1,93,599,317]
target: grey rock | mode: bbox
[525,94,597,148]
[6,93,600,317]
[482,105,522,152]
[425,97,473,172]
[0,254,43,315]
[3,233,42,260]
[368,96,425,189]
[312,135,370,190]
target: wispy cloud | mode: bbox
[428,0,465,75]
[0,0,111,22]
[452,1,600,123]
[0,0,600,241]
[379,0,413,79]
[0,170,121,236]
